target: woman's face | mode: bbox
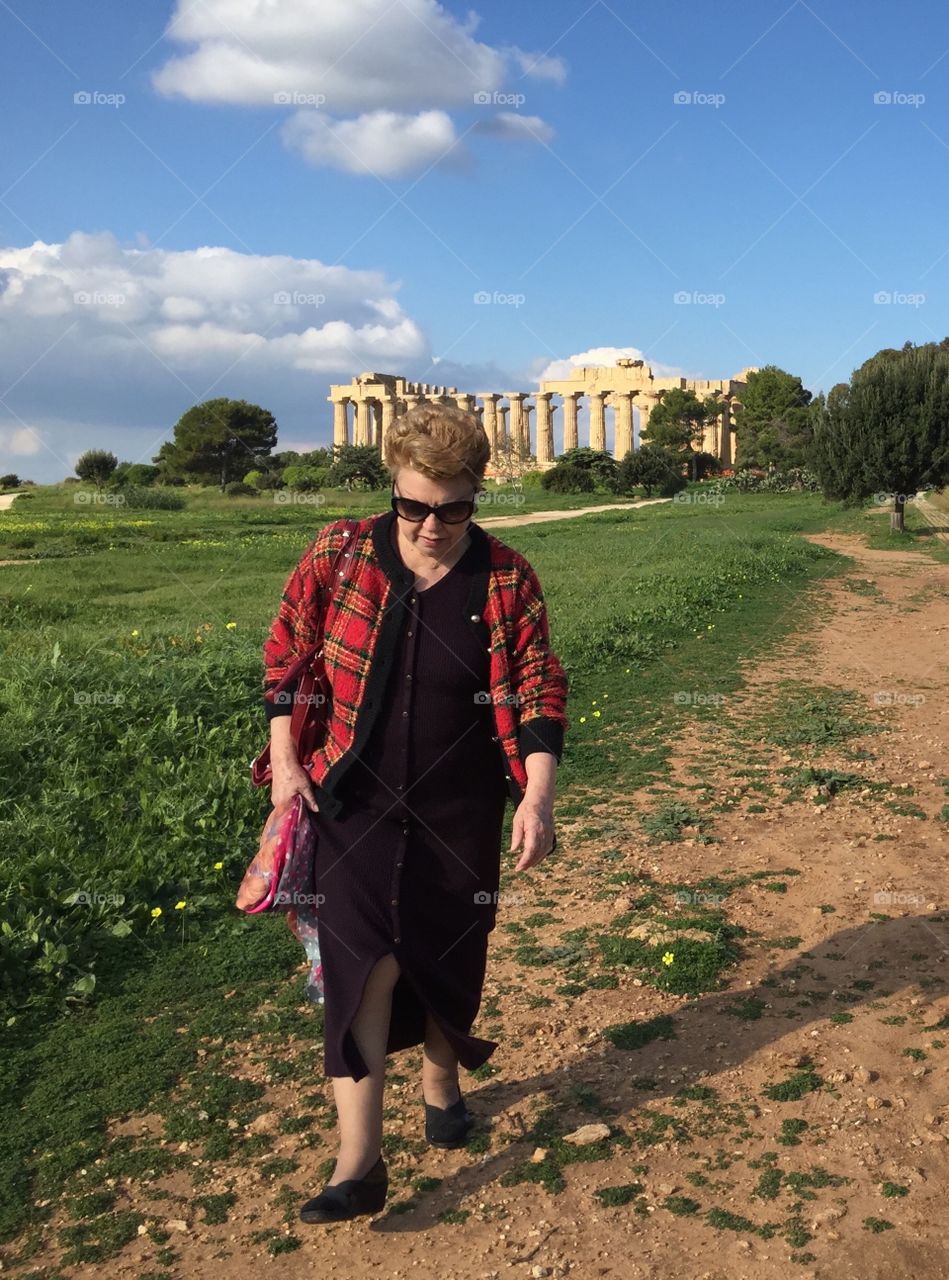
[392,466,478,557]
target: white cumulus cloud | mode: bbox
[537,346,689,381]
[473,112,554,143]
[151,0,564,176]
[281,108,461,178]
[0,231,431,480]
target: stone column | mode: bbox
[404,393,422,413]
[381,395,396,437]
[354,397,372,447]
[371,400,383,449]
[637,394,657,447]
[720,396,734,466]
[331,397,350,448]
[507,393,526,453]
[453,392,475,412]
[523,402,534,455]
[479,393,501,451]
[611,391,635,459]
[562,393,580,452]
[498,404,509,445]
[589,391,606,452]
[535,393,555,464]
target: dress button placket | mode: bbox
[392,588,416,948]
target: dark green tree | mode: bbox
[613,445,687,497]
[810,339,949,531]
[154,398,277,490]
[75,449,118,490]
[734,366,813,469]
[556,446,619,487]
[325,444,389,490]
[641,389,714,482]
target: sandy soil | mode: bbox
[9,526,949,1280]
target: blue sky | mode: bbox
[2,0,948,480]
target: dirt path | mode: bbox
[12,527,949,1280]
[0,493,19,511]
[477,496,670,528]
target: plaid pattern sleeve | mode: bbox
[261,518,348,694]
[507,556,569,763]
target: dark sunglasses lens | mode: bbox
[435,502,474,523]
[394,498,430,521]
[394,497,474,523]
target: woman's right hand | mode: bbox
[270,759,320,814]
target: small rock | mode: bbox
[165,1219,190,1233]
[562,1123,611,1146]
[853,1066,877,1085]
[530,1148,549,1163]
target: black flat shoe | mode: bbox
[299,1154,388,1224]
[424,1091,475,1148]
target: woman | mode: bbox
[261,403,568,1224]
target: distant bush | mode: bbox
[518,470,545,489]
[113,463,159,487]
[113,484,186,510]
[705,467,820,495]
[224,480,257,497]
[541,463,596,494]
[282,465,329,491]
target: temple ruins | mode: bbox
[328,359,757,471]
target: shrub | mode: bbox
[224,481,257,497]
[112,484,186,510]
[541,464,595,494]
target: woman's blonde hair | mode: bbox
[384,403,490,485]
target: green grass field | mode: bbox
[0,481,945,1255]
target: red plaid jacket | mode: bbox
[262,508,569,818]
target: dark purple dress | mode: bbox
[311,535,510,1081]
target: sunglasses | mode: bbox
[391,482,477,525]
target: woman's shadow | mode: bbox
[369,910,949,1231]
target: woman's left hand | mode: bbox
[510,795,556,871]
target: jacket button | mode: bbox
[504,774,512,781]
[491,734,499,742]
[469,613,479,621]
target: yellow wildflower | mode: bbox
[175,900,186,910]
[662,951,674,966]
[150,906,162,918]
[214,861,223,870]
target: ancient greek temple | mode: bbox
[328,358,756,469]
